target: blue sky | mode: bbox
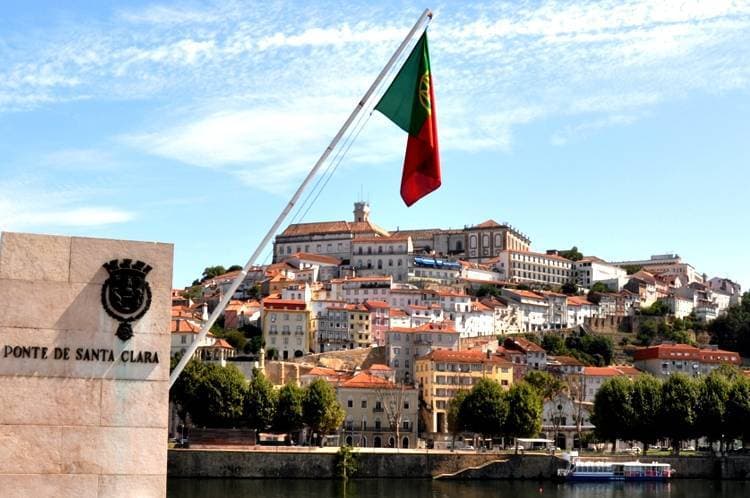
[1,1,749,289]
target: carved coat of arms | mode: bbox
[101,259,153,341]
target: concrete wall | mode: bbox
[168,449,750,480]
[0,232,173,498]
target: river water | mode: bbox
[167,478,750,498]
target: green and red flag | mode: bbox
[376,32,440,207]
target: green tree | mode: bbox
[274,382,305,435]
[458,379,507,441]
[591,376,634,452]
[303,378,345,445]
[709,292,750,355]
[245,369,277,434]
[637,319,658,346]
[476,284,501,298]
[558,246,583,261]
[589,282,610,294]
[629,375,662,454]
[523,370,565,401]
[561,281,578,295]
[658,374,699,455]
[447,390,469,447]
[201,265,228,282]
[622,265,642,275]
[725,376,750,448]
[171,360,246,428]
[541,334,567,355]
[696,372,731,452]
[227,264,243,272]
[504,382,542,452]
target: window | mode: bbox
[361,399,367,409]
[347,399,353,408]
[181,335,187,344]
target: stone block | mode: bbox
[0,327,169,381]
[69,236,173,290]
[0,376,100,426]
[0,474,98,498]
[97,474,167,498]
[0,425,62,474]
[100,379,169,428]
[0,279,170,335]
[62,426,166,475]
[0,232,71,282]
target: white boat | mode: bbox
[557,452,672,481]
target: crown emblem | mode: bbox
[101,259,153,341]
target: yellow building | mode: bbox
[262,298,310,360]
[347,303,372,348]
[415,349,514,434]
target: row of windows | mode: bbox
[346,399,411,410]
[268,313,305,322]
[279,241,347,254]
[355,245,405,255]
[511,253,571,268]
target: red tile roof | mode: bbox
[633,344,740,364]
[567,296,596,307]
[389,322,458,334]
[364,300,390,309]
[472,219,502,229]
[340,372,398,389]
[367,364,393,371]
[171,318,201,333]
[418,349,513,366]
[263,298,307,310]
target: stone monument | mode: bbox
[0,232,172,497]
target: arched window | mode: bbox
[402,437,409,448]
[377,261,383,269]
[388,437,395,448]
[345,435,353,446]
[482,234,489,247]
[374,436,382,448]
[469,235,477,249]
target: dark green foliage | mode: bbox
[201,265,227,282]
[541,334,566,356]
[447,390,468,437]
[658,374,699,454]
[561,282,578,295]
[458,378,507,438]
[227,264,243,272]
[591,376,634,448]
[245,369,277,432]
[476,284,501,298]
[725,376,750,445]
[274,383,305,434]
[589,282,610,294]
[630,375,662,452]
[303,379,345,442]
[709,292,750,355]
[504,382,542,439]
[558,246,583,261]
[622,265,643,275]
[696,372,731,446]
[639,300,669,316]
[171,359,246,428]
[523,370,565,400]
[564,332,613,366]
[335,445,358,480]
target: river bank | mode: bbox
[168,449,750,480]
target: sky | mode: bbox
[1,0,749,289]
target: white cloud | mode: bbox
[0,179,135,230]
[42,148,118,171]
[551,114,641,146]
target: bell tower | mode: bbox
[353,201,370,223]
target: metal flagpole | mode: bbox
[170,8,434,387]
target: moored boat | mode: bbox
[557,452,672,482]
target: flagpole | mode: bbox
[170,8,434,387]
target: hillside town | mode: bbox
[171,202,749,452]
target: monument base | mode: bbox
[0,232,173,498]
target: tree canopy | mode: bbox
[591,376,634,450]
[458,378,508,438]
[558,246,583,261]
[658,374,699,453]
[303,378,345,443]
[709,292,750,355]
[523,370,565,400]
[274,382,305,434]
[171,359,246,428]
[504,382,542,441]
[245,369,277,433]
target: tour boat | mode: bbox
[557,452,672,482]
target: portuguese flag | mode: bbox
[376,32,440,207]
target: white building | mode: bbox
[573,257,627,289]
[331,276,392,304]
[500,289,550,332]
[708,277,742,306]
[493,250,573,287]
[351,235,413,282]
[612,254,703,284]
[566,296,599,327]
[454,300,495,338]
